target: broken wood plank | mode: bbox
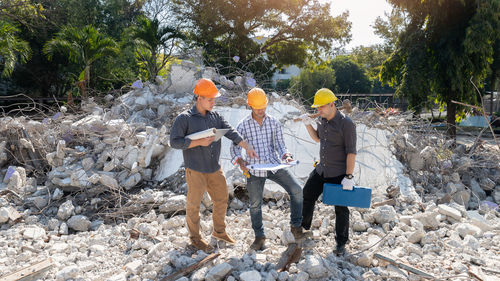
[372,198,396,208]
[386,185,400,198]
[0,258,52,281]
[275,243,303,272]
[160,253,219,281]
[478,267,500,275]
[374,253,435,279]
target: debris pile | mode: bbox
[0,64,500,280]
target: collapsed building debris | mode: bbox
[0,63,499,280]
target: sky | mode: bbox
[328,0,393,49]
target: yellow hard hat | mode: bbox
[311,88,337,108]
[193,78,220,98]
[247,87,268,109]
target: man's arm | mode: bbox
[169,115,192,149]
[346,153,356,175]
[188,137,215,148]
[305,124,320,143]
[238,140,258,159]
[274,119,290,159]
[170,115,215,149]
[230,123,245,164]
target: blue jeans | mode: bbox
[246,168,303,237]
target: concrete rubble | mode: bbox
[0,62,499,280]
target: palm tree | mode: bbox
[129,16,185,82]
[0,20,31,77]
[43,25,119,98]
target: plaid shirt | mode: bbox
[230,114,290,177]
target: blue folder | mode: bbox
[322,183,372,208]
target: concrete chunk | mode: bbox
[438,204,462,221]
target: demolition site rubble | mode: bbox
[0,62,499,280]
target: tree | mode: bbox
[173,0,351,82]
[488,39,500,114]
[0,20,31,77]
[380,0,500,137]
[290,61,336,107]
[350,45,388,79]
[127,15,185,82]
[0,0,44,28]
[329,55,371,94]
[43,25,119,98]
[372,7,407,53]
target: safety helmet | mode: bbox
[193,78,220,98]
[247,87,268,109]
[311,88,337,108]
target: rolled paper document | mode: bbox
[186,128,216,140]
[186,128,230,141]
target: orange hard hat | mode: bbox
[247,87,268,109]
[193,78,220,98]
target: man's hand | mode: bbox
[244,143,258,159]
[341,177,354,190]
[198,136,215,147]
[283,153,294,163]
[237,158,249,172]
[300,114,314,126]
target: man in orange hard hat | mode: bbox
[299,88,357,255]
[170,78,258,252]
[230,87,305,251]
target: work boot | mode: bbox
[250,236,266,251]
[335,243,346,256]
[212,231,236,244]
[291,226,306,240]
[190,238,214,252]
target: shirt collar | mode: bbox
[246,113,268,124]
[189,104,212,117]
[323,111,344,124]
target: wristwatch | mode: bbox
[345,174,354,179]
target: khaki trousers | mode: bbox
[185,168,228,240]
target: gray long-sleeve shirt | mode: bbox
[169,105,243,173]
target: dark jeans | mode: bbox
[246,168,303,238]
[302,169,349,246]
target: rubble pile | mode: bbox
[0,64,500,280]
[389,122,500,210]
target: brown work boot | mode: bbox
[212,231,236,244]
[291,226,306,240]
[250,236,266,251]
[190,238,214,252]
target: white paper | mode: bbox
[186,128,230,141]
[246,161,299,171]
[186,128,216,140]
[213,129,230,141]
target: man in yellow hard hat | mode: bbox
[231,87,305,251]
[170,78,258,252]
[299,88,357,255]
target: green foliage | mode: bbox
[372,7,407,53]
[275,79,291,92]
[350,45,389,79]
[290,61,336,106]
[43,25,119,95]
[0,20,31,77]
[329,55,371,94]
[380,0,500,136]
[126,15,185,82]
[173,0,351,83]
[0,0,45,27]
